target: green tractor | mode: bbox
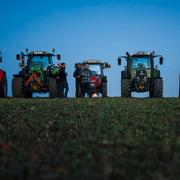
[12,49,61,98]
[82,60,111,97]
[118,51,164,98]
[0,52,8,98]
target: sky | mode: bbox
[0,0,180,97]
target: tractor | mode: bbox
[118,51,163,98]
[0,52,8,98]
[12,49,61,98]
[81,60,111,97]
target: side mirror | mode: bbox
[57,54,61,60]
[0,57,2,63]
[160,57,163,65]
[118,58,122,65]
[103,63,111,69]
[16,54,21,60]
[106,63,111,68]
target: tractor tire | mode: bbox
[121,79,131,98]
[102,82,107,97]
[12,77,25,98]
[150,79,163,98]
[0,76,7,98]
[49,77,60,98]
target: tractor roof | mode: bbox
[132,51,151,56]
[29,51,53,56]
[82,60,111,68]
[82,60,103,64]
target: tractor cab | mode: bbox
[129,52,152,80]
[82,60,110,75]
[88,63,102,76]
[130,55,151,69]
[16,50,61,68]
[27,51,56,69]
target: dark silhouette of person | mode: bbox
[59,63,69,98]
[73,63,82,97]
[81,64,92,97]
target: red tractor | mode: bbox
[0,53,7,97]
[82,60,111,97]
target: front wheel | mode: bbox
[121,79,131,98]
[102,82,107,97]
[49,77,60,98]
[12,77,25,98]
[150,79,163,98]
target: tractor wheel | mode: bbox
[121,79,131,98]
[150,79,163,98]
[49,77,60,98]
[0,76,7,98]
[12,77,25,98]
[102,82,107,97]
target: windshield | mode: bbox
[88,64,101,75]
[131,57,151,69]
[28,55,53,68]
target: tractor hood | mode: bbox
[26,65,44,89]
[29,65,44,82]
[131,69,151,79]
[29,65,43,74]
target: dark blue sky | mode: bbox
[0,0,180,97]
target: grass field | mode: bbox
[0,98,180,180]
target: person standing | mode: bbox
[81,64,92,97]
[73,63,82,97]
[59,63,69,98]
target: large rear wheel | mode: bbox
[49,77,60,98]
[102,82,107,97]
[12,77,25,98]
[150,79,163,98]
[121,79,131,98]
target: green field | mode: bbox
[0,98,180,179]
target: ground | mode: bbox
[0,98,180,179]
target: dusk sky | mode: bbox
[0,0,180,97]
